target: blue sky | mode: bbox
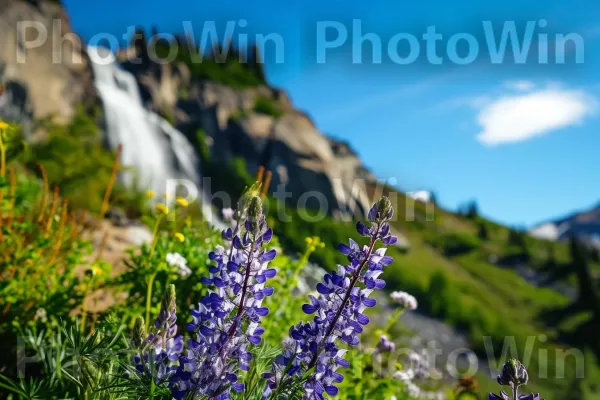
[63,0,600,227]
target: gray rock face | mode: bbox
[0,0,96,128]
[530,203,600,247]
[126,62,375,217]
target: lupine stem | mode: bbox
[145,211,164,331]
[383,308,404,335]
[80,284,91,332]
[149,216,163,256]
[145,271,158,331]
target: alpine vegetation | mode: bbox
[0,148,428,400]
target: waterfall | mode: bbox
[88,46,199,196]
[87,46,222,227]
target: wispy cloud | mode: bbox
[503,80,535,92]
[476,86,596,146]
[323,80,435,122]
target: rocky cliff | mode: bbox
[120,56,375,216]
[530,203,600,247]
[0,0,96,130]
[0,0,375,217]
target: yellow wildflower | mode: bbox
[176,197,189,208]
[174,232,185,242]
[146,190,156,198]
[86,264,103,277]
[156,203,169,215]
[305,237,313,244]
[0,120,9,130]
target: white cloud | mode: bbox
[476,87,596,146]
[504,80,535,92]
[407,190,432,203]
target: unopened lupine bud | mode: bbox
[155,285,177,333]
[247,196,263,232]
[497,359,528,387]
[369,196,394,222]
[132,316,146,348]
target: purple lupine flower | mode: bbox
[171,196,277,399]
[497,359,528,387]
[131,285,184,384]
[490,391,542,400]
[376,335,395,353]
[264,197,397,399]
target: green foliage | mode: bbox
[426,231,480,256]
[459,201,479,219]
[27,108,116,213]
[0,170,94,335]
[477,221,489,240]
[147,31,266,89]
[229,109,250,124]
[116,208,224,326]
[253,96,284,118]
[27,108,147,216]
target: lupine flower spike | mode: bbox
[171,195,277,399]
[131,285,184,384]
[263,196,397,399]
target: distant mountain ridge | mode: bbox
[530,202,600,246]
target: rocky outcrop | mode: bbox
[195,83,374,217]
[0,0,96,129]
[124,62,376,217]
[530,203,600,247]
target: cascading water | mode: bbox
[88,46,221,226]
[88,46,198,195]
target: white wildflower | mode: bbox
[393,370,414,382]
[35,308,47,323]
[166,252,192,278]
[222,207,234,221]
[407,382,421,397]
[390,290,418,310]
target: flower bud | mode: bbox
[132,316,146,348]
[497,359,528,387]
[369,196,394,222]
[247,196,263,224]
